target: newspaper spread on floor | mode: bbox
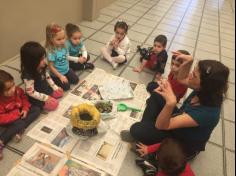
[7,143,107,176]
[18,68,150,176]
[71,130,128,176]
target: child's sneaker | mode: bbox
[136,157,157,175]
[84,63,95,70]
[0,143,4,160]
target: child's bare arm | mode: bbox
[48,62,68,83]
[48,62,62,78]
[133,60,147,72]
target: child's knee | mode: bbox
[70,75,79,85]
[118,55,126,63]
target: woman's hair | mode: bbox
[20,41,46,80]
[65,23,81,38]
[156,138,187,176]
[45,23,64,51]
[0,70,14,94]
[114,20,129,33]
[198,60,229,107]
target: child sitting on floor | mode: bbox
[21,41,63,111]
[136,138,195,176]
[0,70,41,160]
[65,23,94,71]
[101,20,131,69]
[147,50,193,102]
[133,35,168,80]
[45,23,79,91]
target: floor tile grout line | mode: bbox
[165,0,198,53]
[5,145,24,156]
[119,0,183,78]
[95,0,163,76]
[2,65,21,72]
[225,148,235,153]
[224,118,235,124]
[179,0,207,113]
[218,1,228,175]
[117,0,164,77]
[189,0,207,60]
[86,0,147,65]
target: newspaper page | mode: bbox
[27,117,77,153]
[19,143,66,176]
[98,77,134,100]
[49,94,88,119]
[70,68,109,100]
[105,114,138,135]
[58,158,107,176]
[71,130,128,176]
[7,165,39,176]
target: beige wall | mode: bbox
[0,0,115,64]
[83,0,116,21]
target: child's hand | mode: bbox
[59,75,68,84]
[113,40,119,49]
[78,56,87,64]
[133,66,143,73]
[20,110,28,119]
[44,96,59,111]
[136,143,148,157]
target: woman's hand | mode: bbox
[155,79,177,106]
[136,143,148,157]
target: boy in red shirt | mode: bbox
[133,35,168,80]
[0,70,40,159]
[136,138,195,176]
[147,50,192,102]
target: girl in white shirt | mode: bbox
[101,21,131,69]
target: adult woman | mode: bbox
[124,53,229,159]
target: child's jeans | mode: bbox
[0,106,41,144]
[52,69,79,91]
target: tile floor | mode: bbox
[0,0,235,175]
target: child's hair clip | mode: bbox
[51,25,61,33]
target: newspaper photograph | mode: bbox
[20,143,66,176]
[71,80,102,101]
[7,165,39,176]
[27,118,77,153]
[58,158,107,176]
[71,131,128,176]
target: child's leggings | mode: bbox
[0,106,41,144]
